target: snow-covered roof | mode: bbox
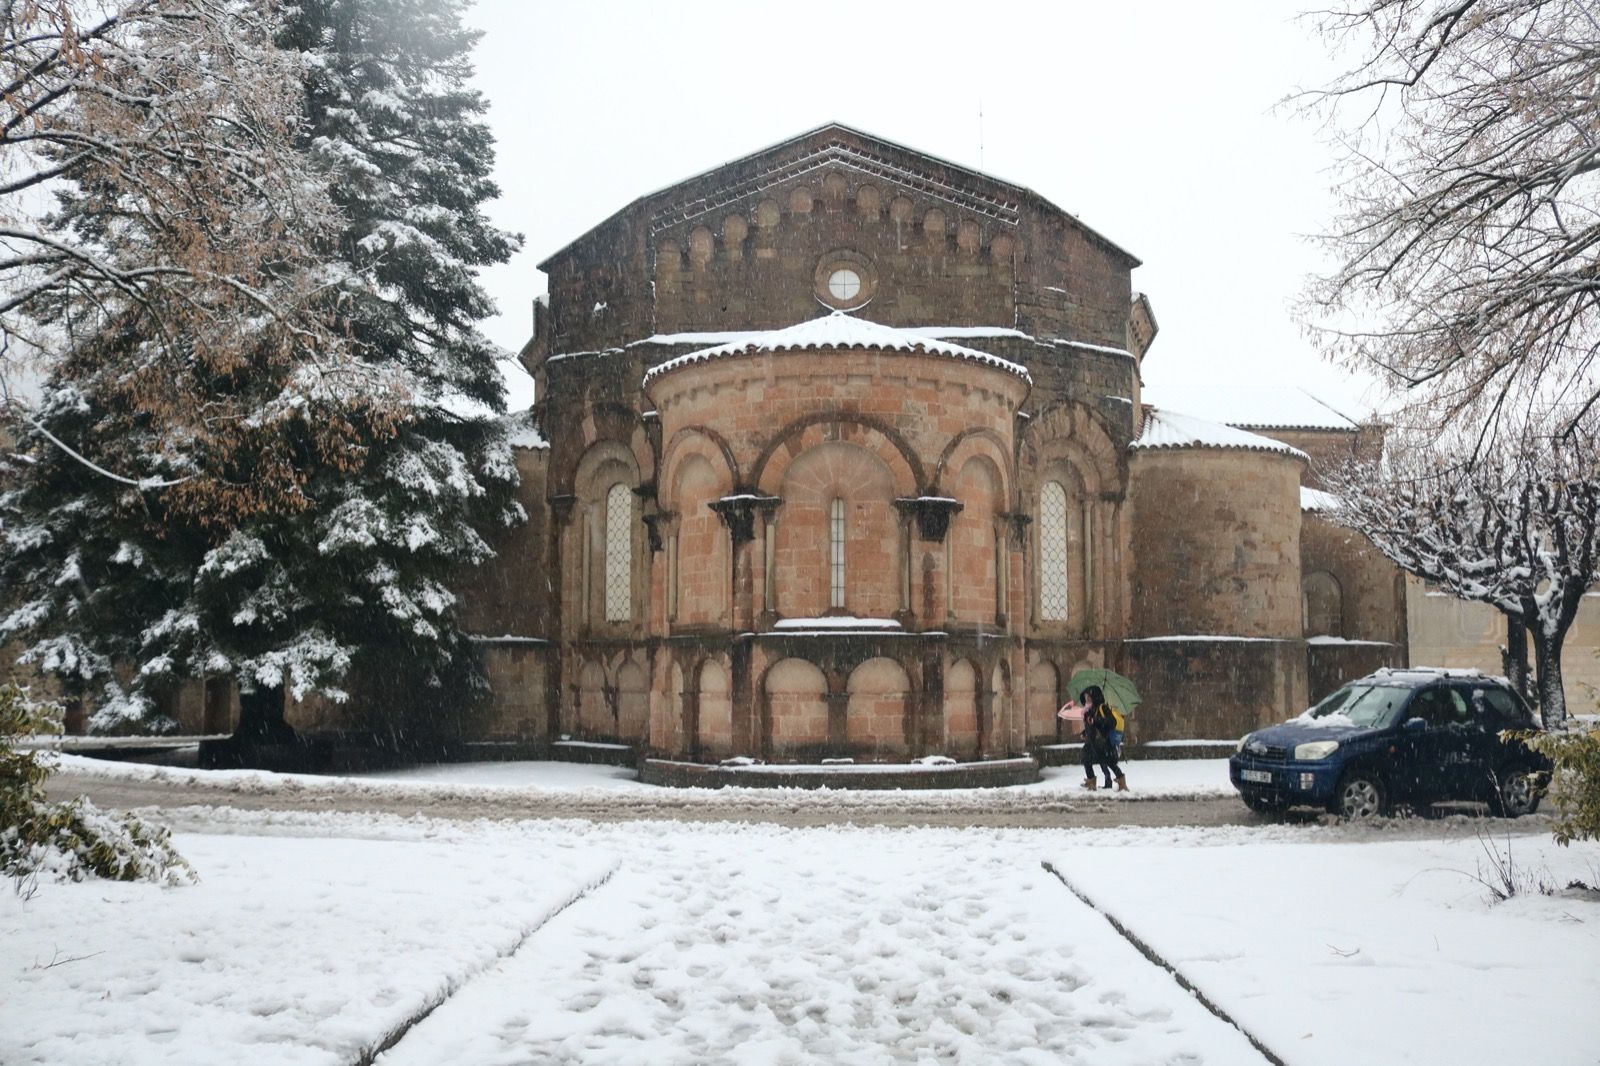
[1139,384,1361,431]
[640,312,1031,389]
[1132,408,1309,460]
[1301,486,1340,513]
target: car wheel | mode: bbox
[1242,793,1286,814]
[1487,766,1541,818]
[1331,773,1385,819]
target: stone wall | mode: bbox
[1299,513,1408,646]
[1406,578,1600,708]
[1122,638,1309,741]
[456,448,553,639]
[539,125,1137,356]
[1128,448,1304,639]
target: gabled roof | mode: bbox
[539,122,1140,270]
[1139,384,1361,431]
[1132,407,1309,461]
[640,312,1031,389]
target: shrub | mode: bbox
[1,684,193,886]
[1520,726,1600,846]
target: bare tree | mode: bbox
[1325,417,1600,726]
[1302,1,1600,442]
[0,0,401,518]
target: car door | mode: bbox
[1446,684,1504,799]
[1398,686,1474,802]
[1458,684,1533,791]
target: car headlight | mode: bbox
[1294,740,1339,761]
[1236,735,1250,753]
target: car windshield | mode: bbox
[1305,684,1412,729]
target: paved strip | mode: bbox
[375,829,1270,1065]
[355,864,617,1066]
[1043,861,1289,1066]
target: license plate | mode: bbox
[1242,769,1273,784]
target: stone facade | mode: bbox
[451,123,1412,758]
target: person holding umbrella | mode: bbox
[1059,669,1139,791]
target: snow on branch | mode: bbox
[1299,0,1600,442]
[1324,414,1600,724]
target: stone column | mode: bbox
[546,494,577,740]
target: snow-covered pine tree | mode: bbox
[1,0,523,738]
[208,0,527,741]
[1,0,393,732]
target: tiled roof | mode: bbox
[641,312,1031,388]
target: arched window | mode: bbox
[604,483,632,621]
[829,497,846,609]
[1303,570,1343,637]
[1039,480,1069,621]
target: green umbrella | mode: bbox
[1066,668,1140,714]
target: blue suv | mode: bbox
[1230,668,1551,818]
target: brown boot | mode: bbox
[1080,777,1097,790]
[1115,774,1128,792]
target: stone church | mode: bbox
[433,122,1408,762]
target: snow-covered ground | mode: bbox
[4,807,1597,1065]
[365,756,1233,797]
[56,751,1237,804]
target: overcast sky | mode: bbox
[464,0,1376,418]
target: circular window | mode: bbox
[814,252,874,308]
[826,268,862,302]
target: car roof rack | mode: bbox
[1369,666,1496,681]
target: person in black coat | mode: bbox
[1077,685,1127,791]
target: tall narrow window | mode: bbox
[829,498,846,609]
[1039,480,1069,621]
[604,483,632,622]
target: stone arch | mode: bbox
[576,661,610,736]
[617,662,649,741]
[949,453,1003,623]
[572,441,644,628]
[989,660,1011,753]
[855,184,881,217]
[1304,570,1344,637]
[956,219,981,254]
[688,225,713,266]
[753,414,924,497]
[846,657,911,756]
[654,661,686,753]
[764,658,828,757]
[932,428,1014,502]
[1019,403,1120,497]
[671,453,731,625]
[1026,659,1060,743]
[696,659,733,758]
[943,658,979,757]
[774,440,898,619]
[660,426,739,503]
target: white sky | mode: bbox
[464,0,1377,418]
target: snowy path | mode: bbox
[377,826,1267,1066]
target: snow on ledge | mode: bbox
[1133,408,1309,460]
[653,757,1037,775]
[640,312,1031,389]
[1306,635,1396,647]
[1126,635,1288,643]
[773,617,903,631]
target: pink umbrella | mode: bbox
[1056,699,1086,723]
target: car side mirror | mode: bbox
[1403,717,1427,733]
